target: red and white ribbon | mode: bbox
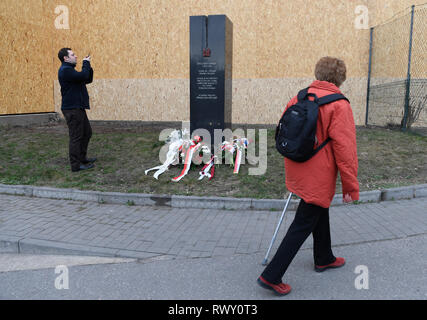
[198,155,216,180]
[232,138,249,174]
[233,148,243,174]
[172,136,202,182]
[145,129,184,179]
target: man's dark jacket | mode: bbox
[58,61,93,110]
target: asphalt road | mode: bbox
[1,234,426,300]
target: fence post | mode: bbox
[366,27,374,126]
[402,5,415,131]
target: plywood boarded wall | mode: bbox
[0,0,54,115]
[2,0,423,124]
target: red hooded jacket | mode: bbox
[283,80,359,208]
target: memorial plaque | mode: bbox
[190,15,233,146]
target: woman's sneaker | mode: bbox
[315,257,346,272]
[257,276,291,296]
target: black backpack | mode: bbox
[275,87,349,162]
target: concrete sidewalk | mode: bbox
[0,193,426,261]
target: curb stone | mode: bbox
[18,238,118,257]
[0,183,426,211]
[0,235,21,253]
[0,236,170,260]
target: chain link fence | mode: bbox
[366,4,427,132]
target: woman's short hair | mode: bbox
[314,57,347,87]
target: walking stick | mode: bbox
[262,192,293,266]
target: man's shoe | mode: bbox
[257,276,291,296]
[82,157,97,164]
[72,163,95,172]
[315,257,346,272]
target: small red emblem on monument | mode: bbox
[203,48,211,57]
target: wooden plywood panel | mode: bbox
[0,15,53,115]
[55,78,189,122]
[370,14,412,79]
[3,0,388,121]
[46,0,373,80]
[52,77,367,125]
[49,0,172,79]
[0,0,18,21]
[368,0,427,26]
[411,4,427,78]
[162,0,190,79]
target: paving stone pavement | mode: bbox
[0,194,426,260]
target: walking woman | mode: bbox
[257,57,360,296]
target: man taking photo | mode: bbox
[58,48,97,172]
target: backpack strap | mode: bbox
[297,87,310,101]
[297,87,319,102]
[318,94,349,106]
[311,94,348,157]
[314,94,348,156]
[312,137,332,158]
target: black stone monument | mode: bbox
[190,15,233,147]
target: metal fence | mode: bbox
[366,4,427,132]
